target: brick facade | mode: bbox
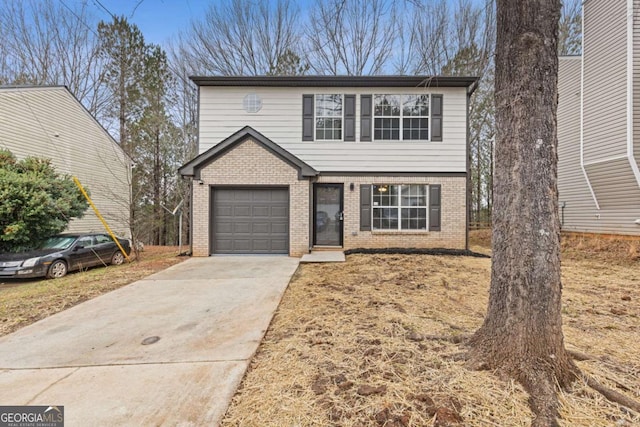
[191,138,467,257]
[317,175,467,250]
[191,138,309,257]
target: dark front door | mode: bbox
[313,184,343,246]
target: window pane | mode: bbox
[403,118,429,140]
[374,95,400,116]
[402,94,429,116]
[315,94,343,140]
[316,94,343,117]
[374,118,400,140]
[400,184,426,207]
[373,184,398,206]
[400,208,427,230]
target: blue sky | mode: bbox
[76,0,210,45]
[77,0,314,46]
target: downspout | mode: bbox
[580,2,601,210]
[465,79,479,251]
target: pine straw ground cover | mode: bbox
[0,246,185,337]
[221,233,640,426]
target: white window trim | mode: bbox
[314,93,344,142]
[371,184,430,231]
[373,94,431,142]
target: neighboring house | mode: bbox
[179,76,477,256]
[558,0,640,235]
[0,86,131,237]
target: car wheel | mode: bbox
[111,250,125,265]
[47,260,68,279]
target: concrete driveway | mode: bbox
[0,256,299,426]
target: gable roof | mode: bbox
[190,75,478,91]
[179,126,318,179]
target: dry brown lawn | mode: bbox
[0,246,185,337]
[221,232,640,426]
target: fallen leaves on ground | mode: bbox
[221,233,640,426]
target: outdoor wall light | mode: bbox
[350,183,355,191]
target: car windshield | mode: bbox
[39,236,77,250]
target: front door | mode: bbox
[313,184,343,246]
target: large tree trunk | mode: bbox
[468,1,578,426]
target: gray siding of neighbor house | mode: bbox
[634,0,640,161]
[198,86,468,173]
[556,0,640,235]
[0,86,131,237]
[558,57,599,231]
[583,0,627,163]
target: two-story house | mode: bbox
[179,76,477,256]
[557,0,640,235]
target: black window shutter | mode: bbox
[429,184,441,231]
[360,95,372,141]
[431,94,443,142]
[344,94,356,141]
[303,94,314,141]
[360,184,372,231]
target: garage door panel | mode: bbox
[271,223,288,234]
[212,188,289,254]
[271,206,288,217]
[253,206,270,216]
[214,206,233,216]
[214,221,233,233]
[271,239,288,251]
[271,191,288,202]
[234,222,251,233]
[252,223,270,233]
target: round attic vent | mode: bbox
[243,93,262,113]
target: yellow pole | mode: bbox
[73,176,131,263]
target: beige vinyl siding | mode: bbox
[582,0,627,162]
[634,0,640,161]
[584,158,640,208]
[198,86,468,172]
[556,2,640,236]
[0,87,131,237]
[558,57,601,232]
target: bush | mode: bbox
[0,149,89,252]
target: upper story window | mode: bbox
[304,93,441,142]
[315,94,343,140]
[374,94,429,141]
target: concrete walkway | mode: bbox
[0,256,299,426]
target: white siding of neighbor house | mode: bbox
[198,86,468,172]
[0,86,131,237]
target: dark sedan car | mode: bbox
[0,233,131,279]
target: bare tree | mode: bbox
[305,0,398,75]
[175,0,301,76]
[0,0,106,115]
[467,1,578,425]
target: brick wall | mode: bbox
[317,176,467,250]
[191,138,310,256]
[191,138,466,256]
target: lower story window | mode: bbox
[372,184,428,230]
